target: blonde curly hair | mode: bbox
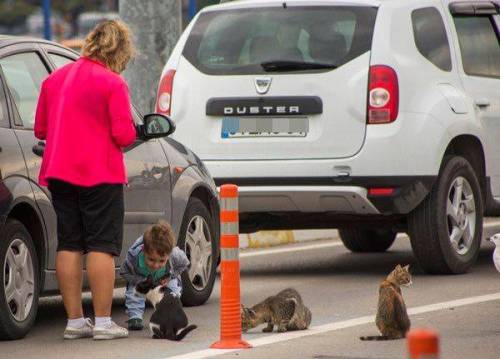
[82,20,135,74]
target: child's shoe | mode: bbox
[127,318,144,331]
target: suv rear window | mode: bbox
[412,7,452,71]
[183,6,377,75]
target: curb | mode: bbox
[239,229,338,249]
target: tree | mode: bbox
[120,0,181,114]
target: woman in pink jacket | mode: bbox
[34,20,136,340]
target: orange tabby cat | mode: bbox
[360,264,412,341]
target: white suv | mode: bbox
[157,0,500,274]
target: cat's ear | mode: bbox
[240,304,245,314]
[403,264,410,272]
[395,264,402,270]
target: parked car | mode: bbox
[77,12,120,39]
[157,0,500,275]
[26,10,70,39]
[0,36,219,340]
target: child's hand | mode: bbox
[159,277,169,287]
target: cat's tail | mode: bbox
[175,325,197,341]
[359,335,392,341]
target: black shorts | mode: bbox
[48,179,124,256]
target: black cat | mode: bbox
[135,275,197,341]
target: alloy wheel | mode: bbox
[184,215,213,291]
[446,176,476,256]
[3,239,35,322]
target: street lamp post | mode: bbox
[188,0,197,20]
[42,0,52,40]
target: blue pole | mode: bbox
[188,0,197,20]
[42,0,52,40]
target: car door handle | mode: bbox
[474,98,491,108]
[32,141,45,157]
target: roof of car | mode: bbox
[203,0,447,11]
[0,35,73,51]
[204,0,382,11]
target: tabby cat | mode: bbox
[241,288,312,333]
[360,264,412,341]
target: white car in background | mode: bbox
[157,0,500,275]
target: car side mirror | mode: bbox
[137,113,175,140]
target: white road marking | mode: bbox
[240,241,343,258]
[166,292,500,359]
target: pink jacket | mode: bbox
[35,57,136,187]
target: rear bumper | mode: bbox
[215,176,436,216]
[236,185,379,214]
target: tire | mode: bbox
[0,219,39,340]
[408,156,483,274]
[177,197,217,307]
[338,228,397,252]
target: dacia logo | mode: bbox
[254,77,272,94]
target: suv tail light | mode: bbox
[156,69,176,116]
[367,65,399,124]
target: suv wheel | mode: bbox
[409,156,483,274]
[338,228,397,252]
[178,197,217,306]
[0,219,39,340]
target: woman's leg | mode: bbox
[56,251,84,319]
[87,252,115,317]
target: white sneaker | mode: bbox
[64,318,94,339]
[93,321,129,340]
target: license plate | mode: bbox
[221,117,308,138]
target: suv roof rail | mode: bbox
[449,1,499,15]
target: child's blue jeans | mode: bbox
[125,278,183,320]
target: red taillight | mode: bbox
[367,65,399,124]
[368,187,395,196]
[156,69,176,116]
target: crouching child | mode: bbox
[120,221,189,330]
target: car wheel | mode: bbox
[338,228,397,252]
[178,197,217,306]
[0,219,39,340]
[409,156,483,274]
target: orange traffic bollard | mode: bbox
[211,184,252,350]
[407,329,439,359]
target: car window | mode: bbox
[0,77,9,128]
[132,106,142,125]
[48,53,74,69]
[412,7,452,71]
[453,15,500,78]
[0,52,49,129]
[183,6,377,75]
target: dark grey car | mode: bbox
[0,36,220,340]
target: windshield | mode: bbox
[183,6,377,75]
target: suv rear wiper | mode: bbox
[261,60,337,72]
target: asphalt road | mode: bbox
[2,222,500,359]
